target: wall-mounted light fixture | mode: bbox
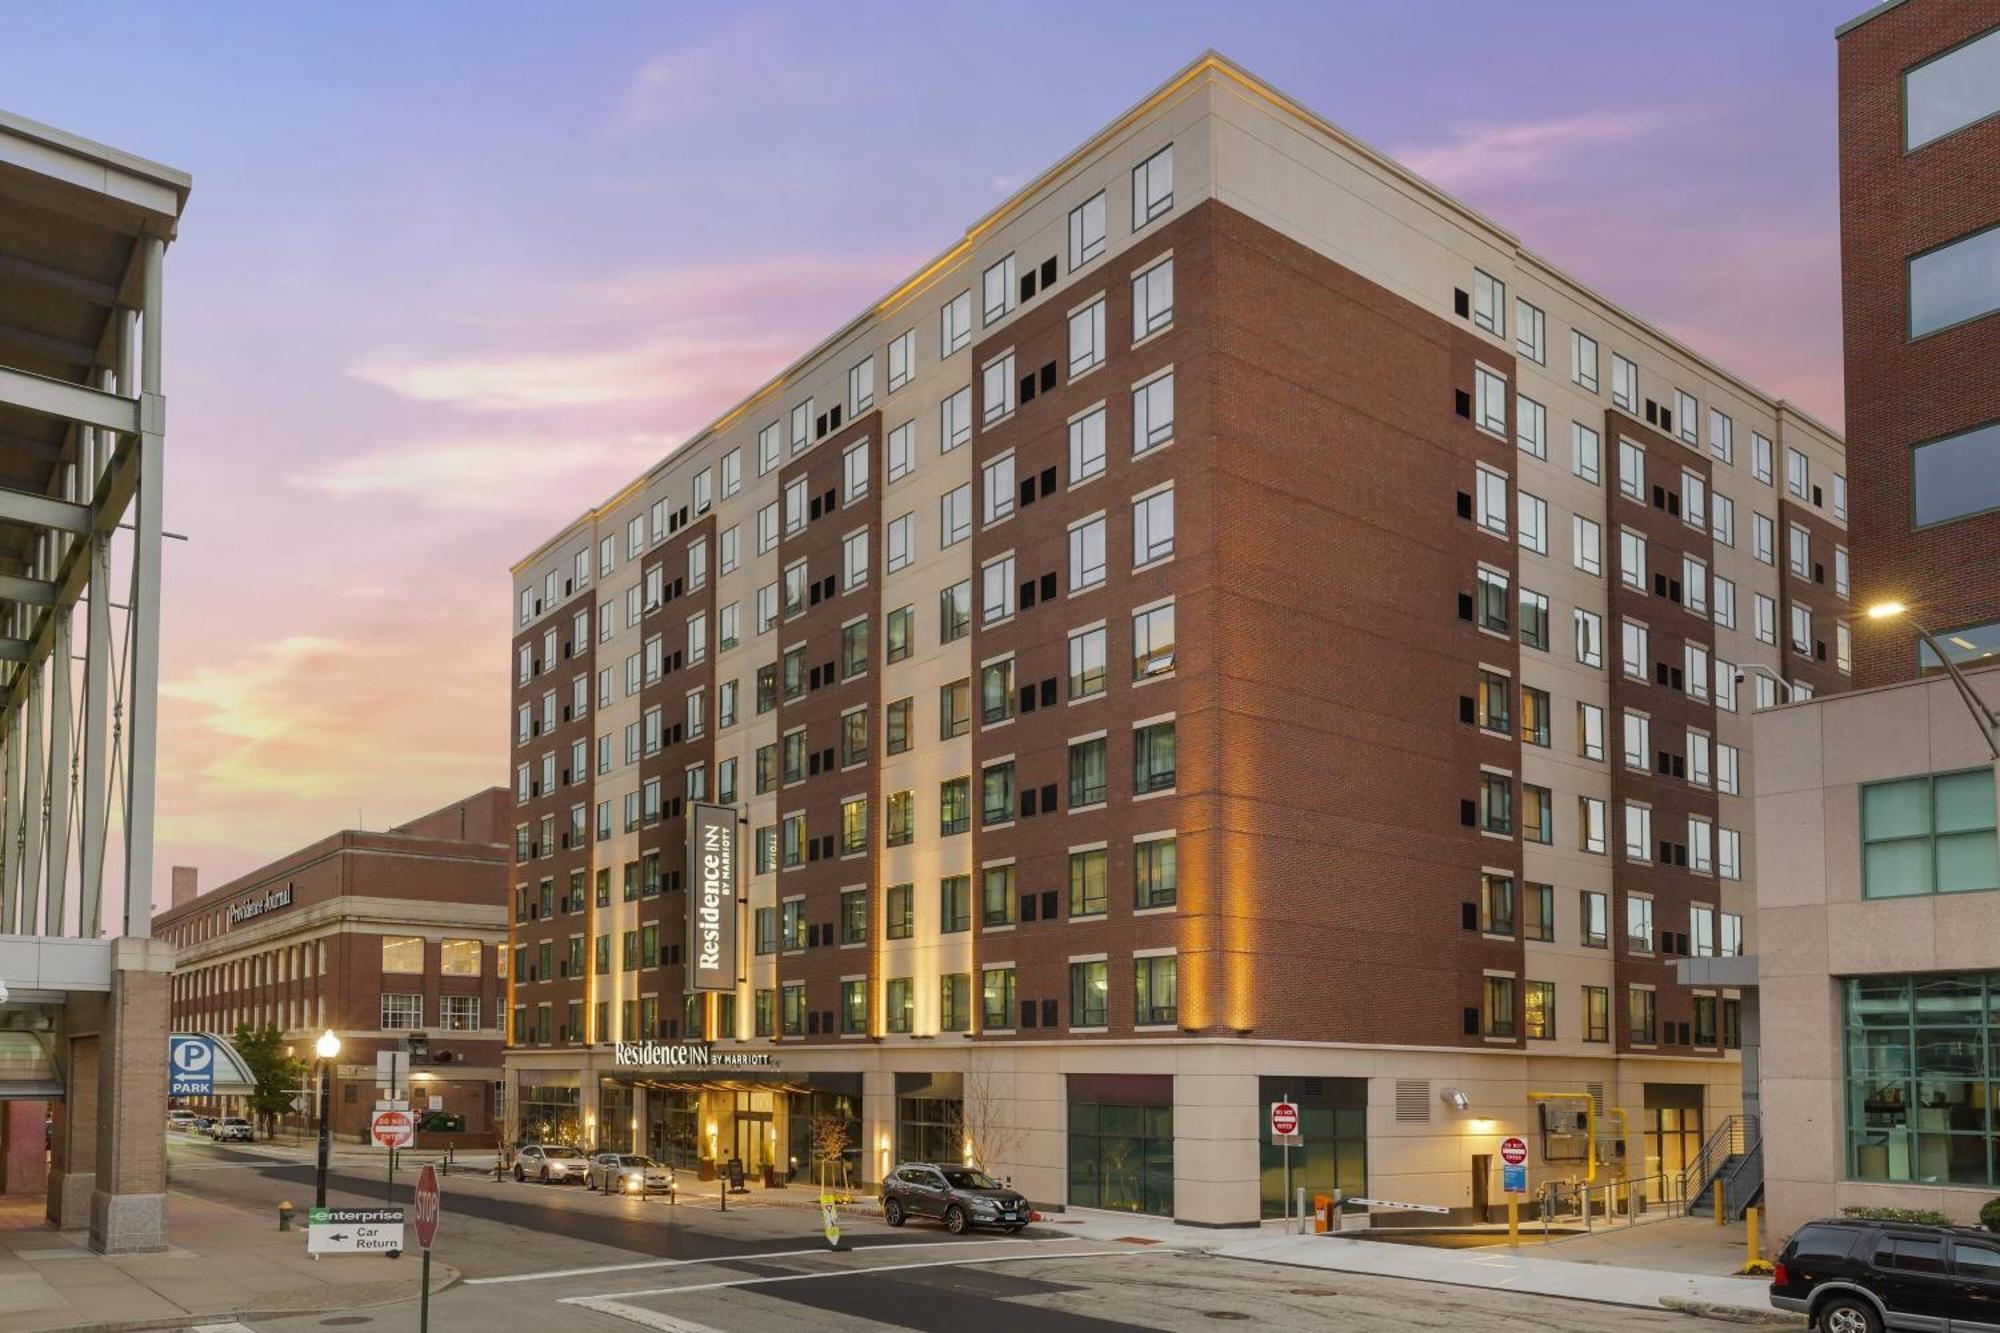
[1441,1087,1471,1112]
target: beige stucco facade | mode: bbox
[1755,665,2000,1237]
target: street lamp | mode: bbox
[1867,602,2000,760]
[314,1029,341,1209]
[1734,662,1799,706]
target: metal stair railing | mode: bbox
[1679,1113,1760,1212]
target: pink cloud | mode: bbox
[1396,110,1675,192]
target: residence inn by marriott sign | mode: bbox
[610,1043,776,1071]
[685,803,738,992]
[226,884,294,927]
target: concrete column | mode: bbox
[89,937,174,1252]
[861,1067,895,1189]
[1,1100,50,1196]
[46,994,101,1230]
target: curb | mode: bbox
[1659,1296,1805,1326]
[9,1260,461,1333]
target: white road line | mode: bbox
[554,1306,729,1333]
[563,1246,1144,1306]
[469,1235,1059,1286]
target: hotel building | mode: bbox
[156,790,511,1143]
[1757,0,2000,1237]
[505,54,1850,1224]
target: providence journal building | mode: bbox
[504,54,1851,1224]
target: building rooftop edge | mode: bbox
[1835,0,1912,38]
[510,48,1848,577]
[1762,659,2000,714]
[0,105,192,207]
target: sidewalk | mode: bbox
[0,1193,454,1333]
[1030,1207,1797,1323]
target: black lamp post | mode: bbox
[314,1029,341,1208]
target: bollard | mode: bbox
[278,1200,294,1232]
[1295,1186,1306,1235]
[1746,1206,1760,1264]
[1714,1180,1726,1226]
[1507,1198,1519,1247]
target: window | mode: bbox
[1682,471,1708,532]
[942,289,972,356]
[982,453,1015,525]
[1689,815,1714,873]
[1625,802,1653,864]
[849,355,874,415]
[1914,421,2000,527]
[1611,353,1637,411]
[981,659,1014,726]
[1135,955,1177,1025]
[1070,514,1107,589]
[1474,466,1507,535]
[1573,422,1602,484]
[1070,848,1108,916]
[1628,987,1656,1044]
[1689,729,1713,787]
[1789,522,1811,578]
[981,865,1015,927]
[885,977,914,1034]
[1069,737,1108,807]
[381,993,423,1030]
[1070,404,1107,483]
[790,398,812,455]
[885,789,913,846]
[1524,882,1554,942]
[940,580,971,642]
[1132,144,1172,228]
[1582,985,1609,1042]
[1577,701,1606,761]
[1686,642,1711,699]
[1674,390,1698,444]
[1906,27,2000,148]
[885,328,915,395]
[1134,720,1176,793]
[1475,366,1507,435]
[942,385,972,451]
[1837,621,1853,674]
[940,777,971,836]
[1133,601,1176,679]
[1465,567,1506,634]
[1070,960,1109,1028]
[1834,473,1847,521]
[1520,590,1550,651]
[1135,836,1176,908]
[940,678,970,739]
[1570,329,1599,392]
[1684,555,1708,615]
[1580,796,1607,853]
[1512,493,1548,556]
[1862,769,2000,897]
[1911,224,2000,338]
[1577,890,1608,948]
[1619,528,1646,590]
[1069,190,1107,268]
[1621,619,1648,680]
[1833,544,1850,598]
[1134,371,1174,453]
[1523,785,1552,844]
[1477,670,1511,734]
[1480,772,1512,835]
[1516,298,1545,362]
[982,967,1016,1030]
[382,936,424,973]
[1068,624,1108,698]
[1574,608,1603,668]
[982,254,1016,327]
[1483,975,1516,1038]
[1618,438,1645,500]
[1471,269,1507,336]
[981,555,1016,624]
[1069,297,1106,375]
[941,875,972,933]
[1132,258,1173,340]
[942,484,972,547]
[1622,709,1650,770]
[1791,603,1813,654]
[1572,515,1602,576]
[1524,981,1555,1040]
[1133,487,1174,565]
[881,424,917,492]
[885,883,913,940]
[981,353,1015,425]
[1517,394,1547,459]
[1753,592,1777,645]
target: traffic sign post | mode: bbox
[372,1110,415,1221]
[1270,1099,1303,1229]
[414,1164,440,1333]
[1499,1135,1530,1246]
[169,1035,214,1098]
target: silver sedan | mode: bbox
[586,1153,675,1196]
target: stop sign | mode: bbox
[1500,1135,1529,1166]
[414,1163,440,1250]
[1270,1101,1300,1138]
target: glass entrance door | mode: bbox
[1642,1088,1705,1185]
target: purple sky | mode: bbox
[3,2,1855,901]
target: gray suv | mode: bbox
[880,1162,1029,1234]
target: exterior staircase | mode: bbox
[1683,1116,1762,1220]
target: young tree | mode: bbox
[954,1056,1022,1180]
[809,1112,851,1195]
[230,1023,307,1139]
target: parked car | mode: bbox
[187,1115,215,1135]
[209,1117,253,1143]
[880,1162,1029,1234]
[1770,1215,2000,1332]
[514,1143,587,1184]
[586,1153,675,1196]
[167,1110,197,1132]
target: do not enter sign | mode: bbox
[1499,1135,1529,1166]
[371,1109,415,1149]
[414,1164,440,1250]
[1270,1101,1300,1139]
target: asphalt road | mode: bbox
[161,1137,1705,1332]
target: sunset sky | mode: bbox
[4,1,1855,904]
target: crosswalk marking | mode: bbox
[468,1234,1055,1286]
[564,1246,1144,1309]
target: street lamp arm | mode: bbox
[1908,618,2000,761]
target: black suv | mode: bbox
[1771,1216,2000,1332]
[880,1162,1029,1234]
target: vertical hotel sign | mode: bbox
[686,803,738,991]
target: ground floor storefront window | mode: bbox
[517,1083,581,1146]
[1067,1073,1172,1216]
[1257,1076,1365,1218]
[1848,972,2000,1187]
[787,1073,862,1188]
[645,1088,700,1169]
[597,1080,633,1152]
[896,1072,961,1165]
